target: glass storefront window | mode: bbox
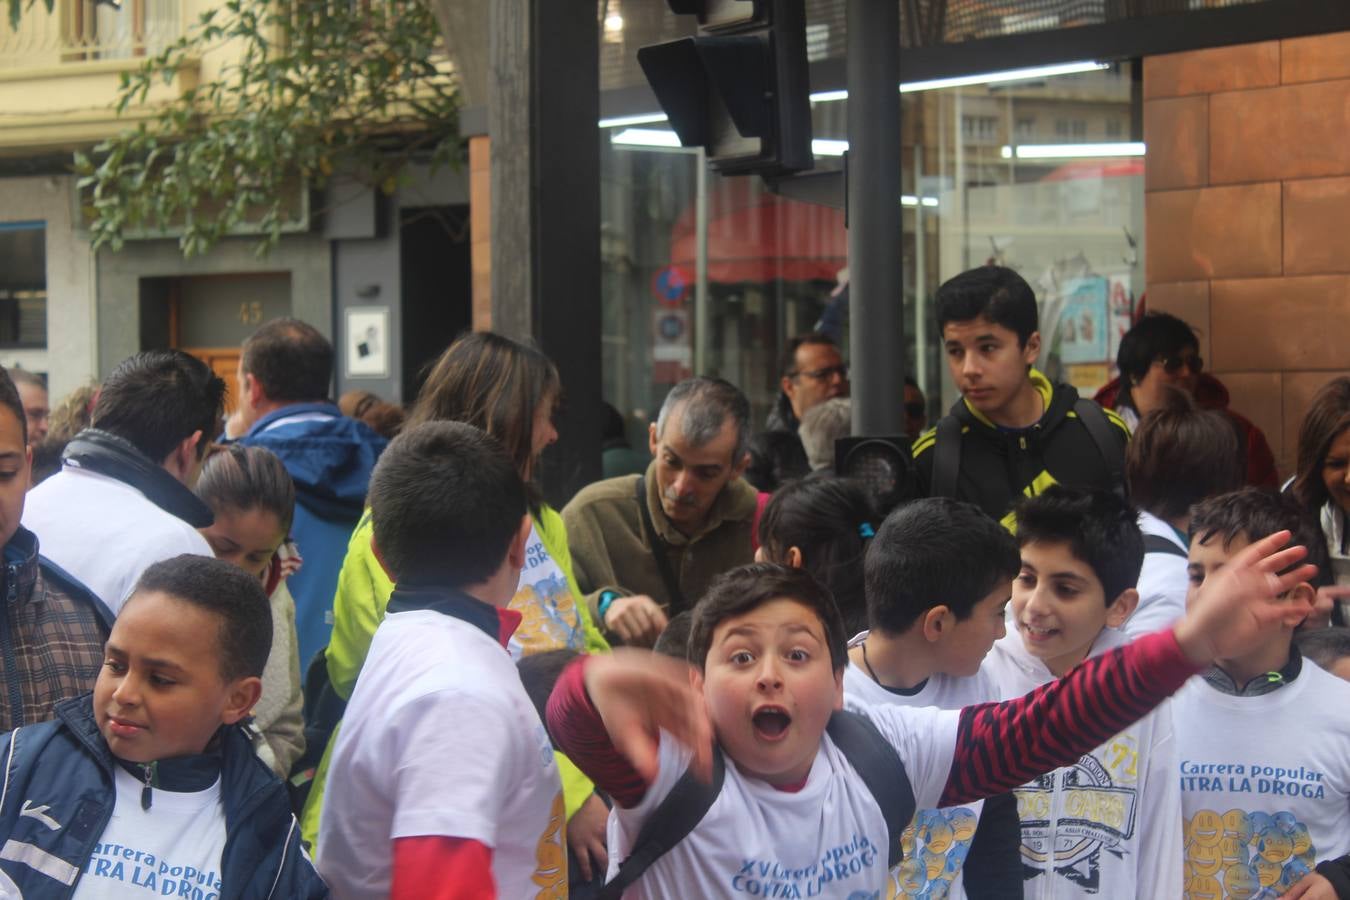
[597,10,1142,439]
[903,62,1144,410]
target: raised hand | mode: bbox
[583,649,713,784]
[1174,530,1317,666]
[603,594,670,647]
[566,791,610,883]
[1279,871,1338,900]
[1308,584,1350,630]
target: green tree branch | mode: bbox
[74,0,461,258]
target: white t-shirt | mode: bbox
[317,608,565,899]
[1125,510,1190,639]
[843,632,1000,900]
[1173,661,1350,900]
[508,524,588,659]
[982,630,1183,900]
[72,767,225,899]
[23,466,213,614]
[606,704,961,899]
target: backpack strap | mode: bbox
[1073,399,1124,491]
[827,710,914,869]
[930,414,964,499]
[634,476,688,612]
[600,748,726,899]
[1142,534,1188,559]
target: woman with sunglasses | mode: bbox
[1095,311,1278,487]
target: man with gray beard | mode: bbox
[563,377,756,647]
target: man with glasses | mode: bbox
[1095,311,1278,488]
[766,332,851,435]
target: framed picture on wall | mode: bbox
[345,306,389,378]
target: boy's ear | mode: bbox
[832,667,845,711]
[505,513,533,571]
[921,606,954,644]
[1288,581,1318,629]
[370,536,396,583]
[1105,588,1139,628]
[220,676,264,726]
[163,429,203,481]
[1023,331,1042,367]
[688,666,704,692]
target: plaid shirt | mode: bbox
[0,528,110,733]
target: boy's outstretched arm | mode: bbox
[547,650,713,808]
[941,530,1315,806]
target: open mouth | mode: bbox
[1021,622,1060,643]
[752,707,792,742]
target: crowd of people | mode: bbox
[0,263,1348,899]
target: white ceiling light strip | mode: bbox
[1001,142,1145,159]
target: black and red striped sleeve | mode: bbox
[546,655,650,808]
[940,628,1200,807]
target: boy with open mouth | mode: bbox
[547,527,1315,899]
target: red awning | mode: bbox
[1040,158,1145,182]
[670,177,847,284]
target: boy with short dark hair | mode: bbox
[317,421,567,898]
[547,525,1314,899]
[0,554,325,897]
[844,497,1022,898]
[1177,489,1350,900]
[982,486,1181,898]
[912,265,1129,528]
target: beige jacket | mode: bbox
[251,579,306,778]
[562,460,758,624]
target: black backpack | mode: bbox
[599,709,915,899]
[931,398,1123,500]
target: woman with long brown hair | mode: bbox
[1290,376,1350,628]
[300,332,609,862]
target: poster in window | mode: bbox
[1058,276,1109,365]
[346,306,389,378]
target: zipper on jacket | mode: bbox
[1,568,22,727]
[140,761,157,810]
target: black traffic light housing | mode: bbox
[835,435,917,516]
[638,0,812,176]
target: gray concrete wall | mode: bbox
[96,232,333,378]
[331,164,470,405]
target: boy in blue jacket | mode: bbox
[0,554,326,898]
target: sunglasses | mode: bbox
[1160,355,1203,375]
[905,402,925,419]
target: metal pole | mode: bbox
[694,147,710,375]
[847,0,904,436]
[914,145,927,398]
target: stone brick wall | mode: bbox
[1144,36,1350,477]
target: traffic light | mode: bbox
[638,0,812,176]
[835,436,917,516]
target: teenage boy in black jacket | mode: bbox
[912,266,1129,530]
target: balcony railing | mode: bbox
[0,0,183,69]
